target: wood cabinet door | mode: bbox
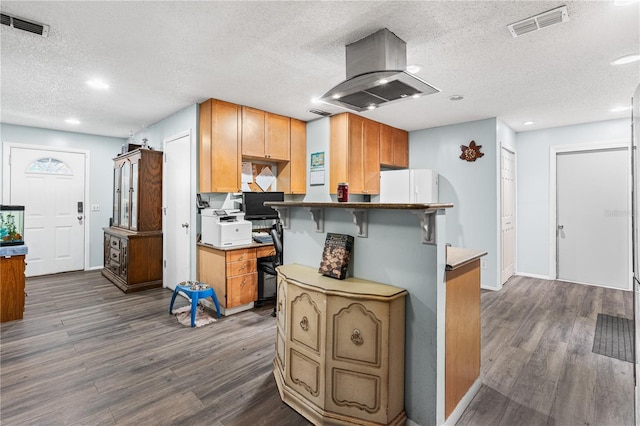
[226,273,257,308]
[363,119,380,194]
[266,113,290,161]
[199,99,213,192]
[391,127,408,168]
[379,124,394,167]
[347,114,365,194]
[211,100,241,193]
[241,106,266,158]
[290,118,307,194]
[197,246,228,308]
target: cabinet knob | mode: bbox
[351,329,364,346]
[300,316,309,331]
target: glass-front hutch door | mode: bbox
[130,158,139,230]
[112,163,121,226]
[120,160,130,228]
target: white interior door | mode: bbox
[557,148,629,289]
[501,147,515,284]
[9,147,85,276]
[164,133,192,290]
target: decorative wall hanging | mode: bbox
[460,140,484,162]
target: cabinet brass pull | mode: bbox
[351,329,364,346]
[278,301,282,313]
[240,278,247,286]
[300,316,309,331]
[240,263,247,270]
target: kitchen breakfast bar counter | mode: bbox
[264,201,482,426]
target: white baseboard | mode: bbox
[480,284,500,291]
[406,419,420,426]
[200,298,254,316]
[86,265,103,271]
[443,378,482,426]
[516,272,552,280]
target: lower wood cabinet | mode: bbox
[197,243,276,314]
[102,227,162,293]
[0,255,26,323]
[274,264,407,426]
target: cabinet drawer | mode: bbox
[108,260,120,275]
[226,248,256,263]
[110,237,120,249]
[256,245,276,258]
[226,272,257,308]
[226,258,256,277]
[109,248,121,263]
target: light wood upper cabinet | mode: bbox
[289,118,307,194]
[330,113,380,195]
[380,123,408,168]
[199,99,241,193]
[242,107,290,161]
[266,113,291,161]
[241,106,266,158]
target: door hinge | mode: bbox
[164,153,167,163]
[163,260,166,268]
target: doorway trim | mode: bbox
[162,129,195,286]
[500,145,517,286]
[2,142,91,271]
[549,139,631,289]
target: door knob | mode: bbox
[77,216,83,221]
[558,225,564,230]
[181,223,189,228]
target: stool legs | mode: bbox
[169,288,180,314]
[209,291,221,319]
[190,292,199,327]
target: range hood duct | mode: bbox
[319,28,439,112]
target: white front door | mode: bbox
[557,147,629,289]
[501,147,515,285]
[163,133,192,290]
[9,147,86,276]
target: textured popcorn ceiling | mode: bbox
[0,1,638,138]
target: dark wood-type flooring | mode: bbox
[0,272,634,425]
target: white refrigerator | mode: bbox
[379,169,438,203]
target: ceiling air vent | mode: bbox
[308,109,332,117]
[507,6,568,38]
[0,13,49,37]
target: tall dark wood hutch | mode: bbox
[102,148,163,293]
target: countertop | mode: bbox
[197,241,273,251]
[446,246,487,271]
[0,245,28,256]
[264,201,454,210]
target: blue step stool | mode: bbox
[169,282,221,327]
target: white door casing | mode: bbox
[7,146,86,277]
[556,147,630,290]
[163,132,192,291]
[501,147,515,285]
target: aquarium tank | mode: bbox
[0,205,25,246]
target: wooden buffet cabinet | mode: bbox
[199,98,306,194]
[274,264,408,426]
[197,242,275,315]
[102,148,163,293]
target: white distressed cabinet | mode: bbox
[274,264,407,426]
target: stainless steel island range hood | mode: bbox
[319,28,439,112]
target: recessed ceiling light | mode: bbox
[610,106,631,112]
[86,79,109,90]
[449,95,464,101]
[611,54,640,65]
[65,118,80,125]
[523,121,534,126]
[406,65,422,74]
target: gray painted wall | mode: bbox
[409,118,500,289]
[516,118,629,277]
[0,123,124,269]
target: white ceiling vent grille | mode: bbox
[508,6,568,38]
[0,13,49,37]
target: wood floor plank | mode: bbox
[1,270,633,426]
